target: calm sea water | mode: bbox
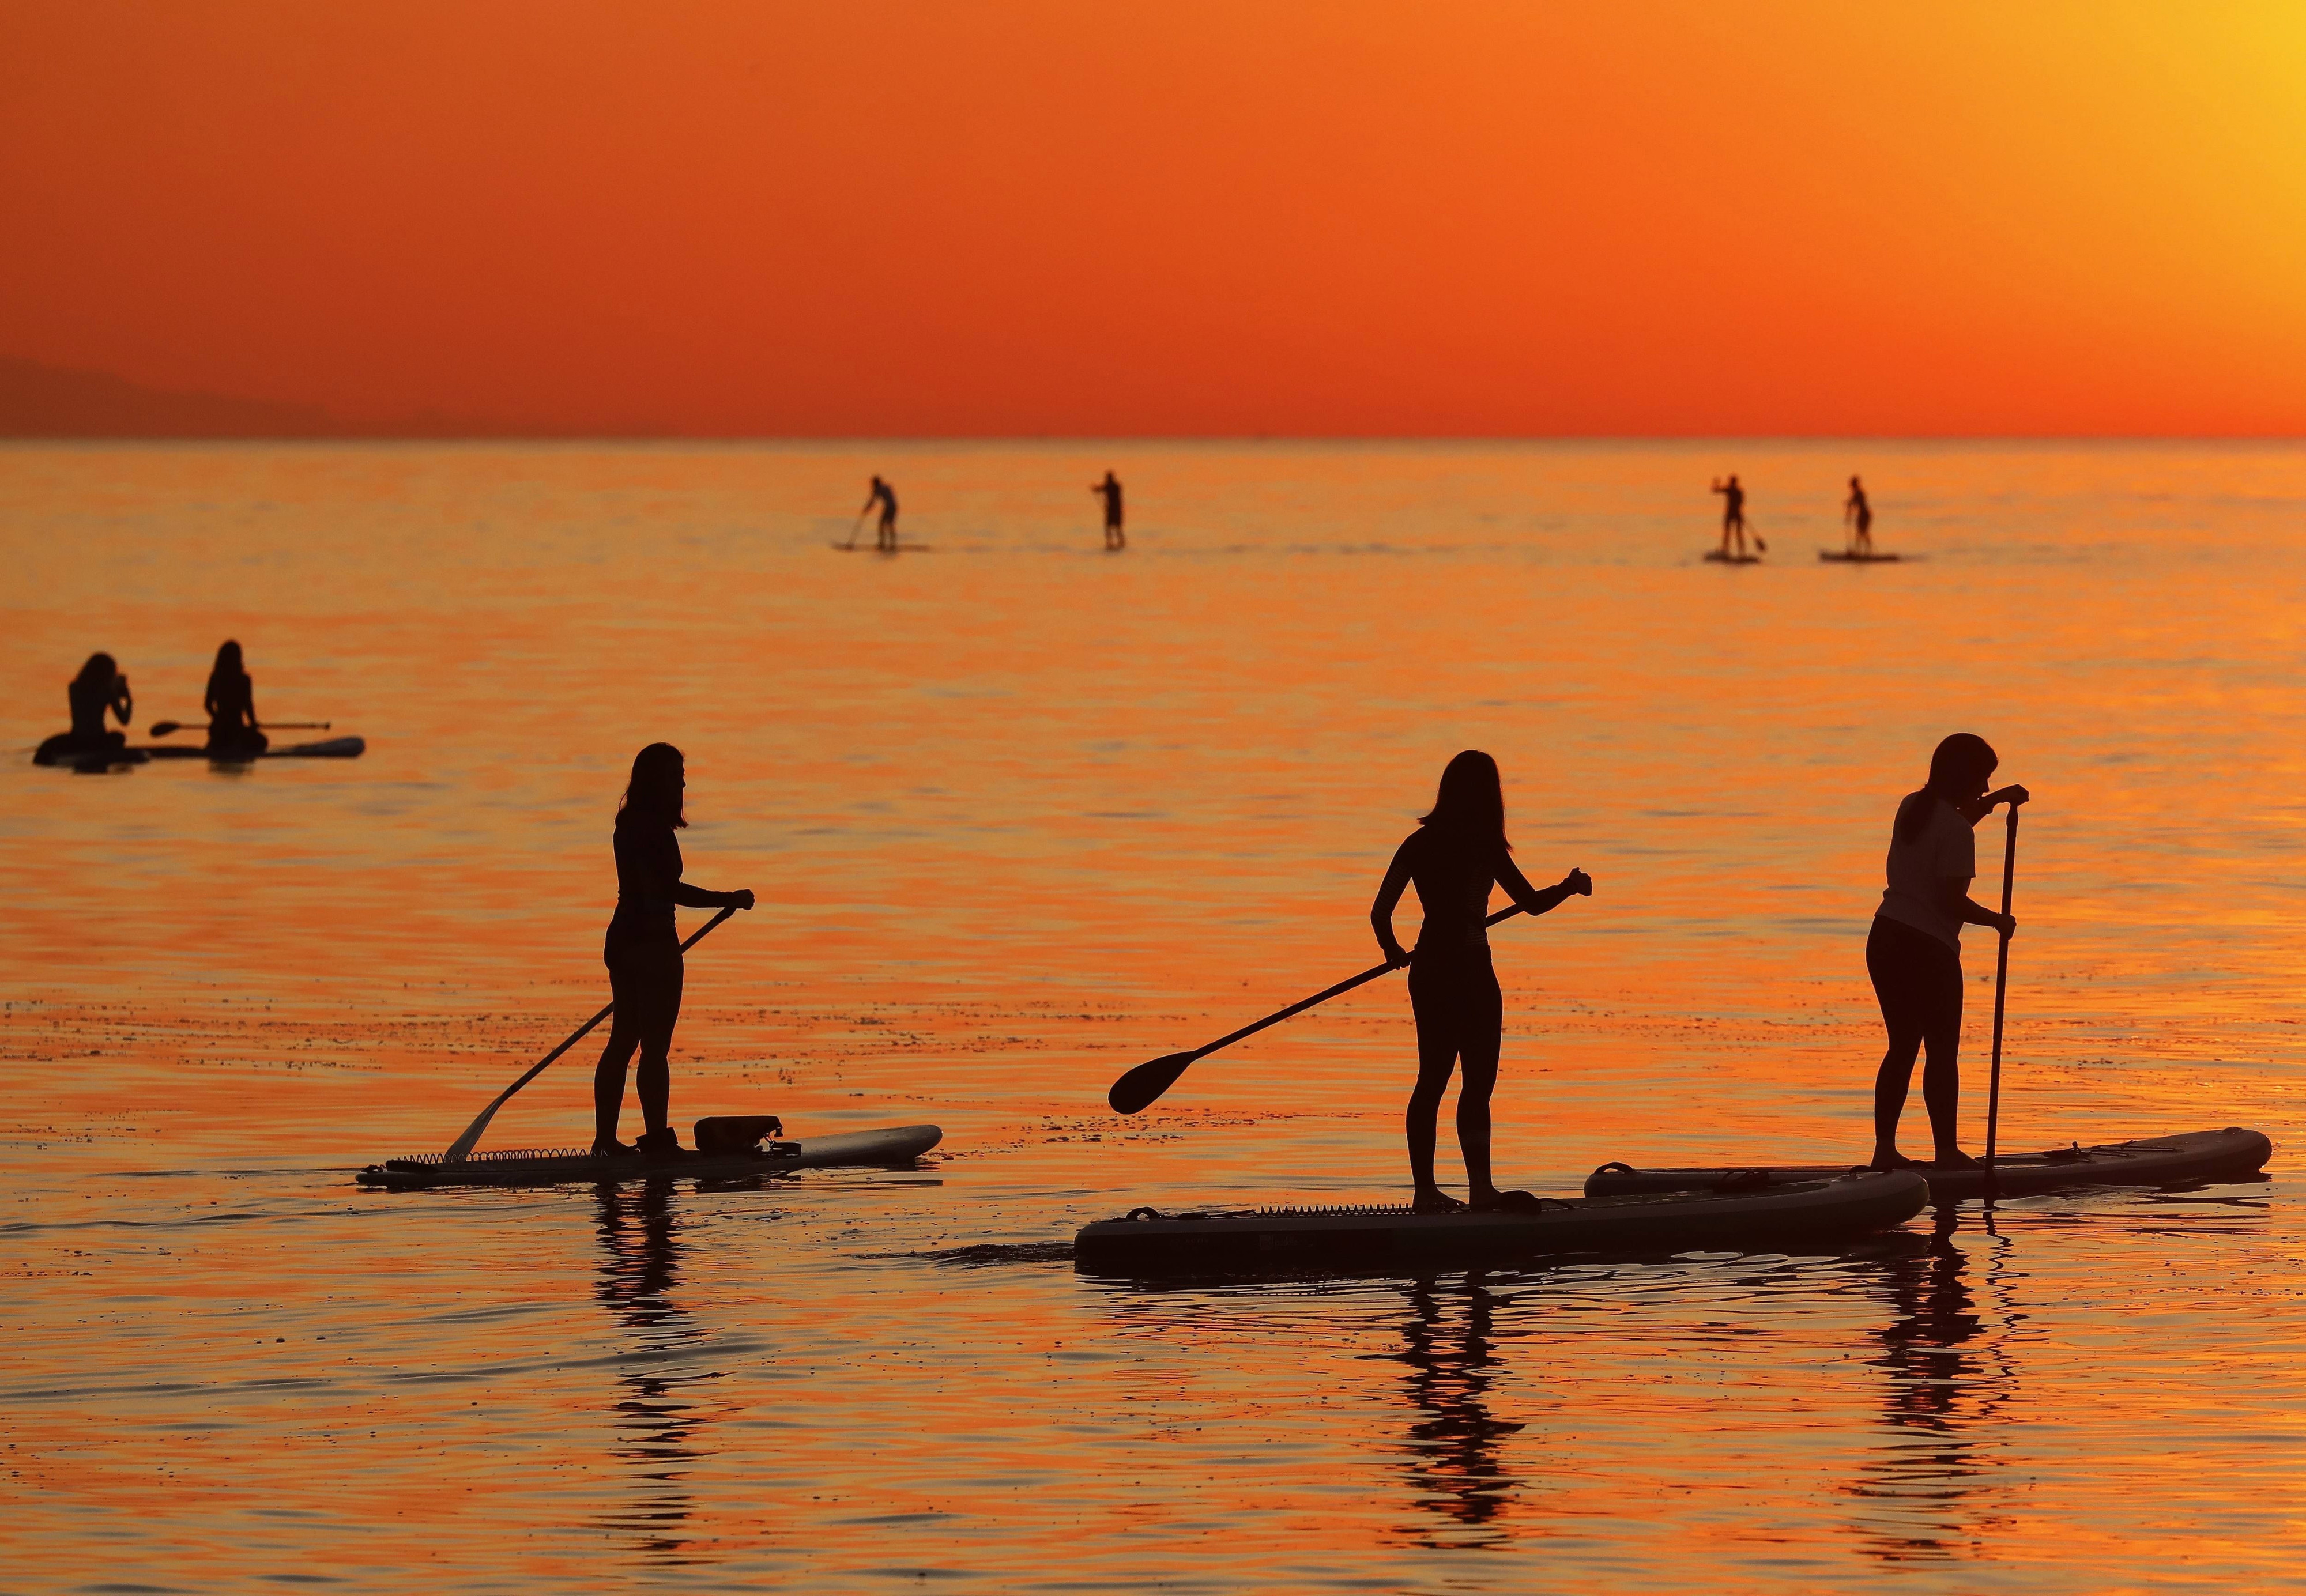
[4,441,2303,1591]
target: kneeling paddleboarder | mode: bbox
[204,640,266,759]
[1371,750,1592,1213]
[1868,732,2027,1170]
[594,742,755,1158]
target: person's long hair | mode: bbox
[206,640,245,692]
[1419,749,1511,854]
[1896,732,1998,844]
[74,652,118,689]
[617,742,687,830]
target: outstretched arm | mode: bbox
[1496,853,1593,916]
[674,882,755,911]
[1370,838,1416,967]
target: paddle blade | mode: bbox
[149,720,184,737]
[1109,1051,1199,1115]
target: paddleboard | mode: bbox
[1582,1126,2271,1203]
[1703,550,1762,564]
[138,737,366,761]
[32,736,148,768]
[357,1121,941,1190]
[830,542,934,553]
[1819,549,1910,563]
[1075,1169,1926,1276]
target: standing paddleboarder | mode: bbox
[1370,750,1593,1212]
[1711,473,1752,557]
[1867,733,2028,1171]
[861,475,900,552]
[1092,469,1125,550]
[1845,475,1874,555]
[203,640,266,759]
[594,743,755,1159]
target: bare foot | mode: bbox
[1868,1150,1919,1171]
[1412,1187,1466,1214]
[1930,1149,1981,1169]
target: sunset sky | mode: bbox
[5,2,2305,436]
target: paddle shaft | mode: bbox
[1981,805,2020,1193]
[1185,901,1529,1065]
[149,719,330,736]
[442,904,737,1162]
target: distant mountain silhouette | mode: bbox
[0,357,511,439]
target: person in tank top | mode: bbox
[593,742,755,1159]
[1866,732,2028,1170]
[1370,750,1592,1213]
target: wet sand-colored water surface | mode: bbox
[5,442,2304,1590]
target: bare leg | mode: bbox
[1871,1027,1924,1166]
[1919,986,1966,1163]
[594,1010,642,1147]
[1455,965,1505,1200]
[636,959,684,1137]
[1406,964,1463,1208]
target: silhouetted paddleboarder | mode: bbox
[594,743,755,1159]
[40,652,133,763]
[1710,474,1753,557]
[861,476,899,552]
[1867,733,2027,1171]
[204,640,266,758]
[1092,470,1125,550]
[1371,751,1593,1213]
[1846,476,1874,555]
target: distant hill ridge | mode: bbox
[0,357,504,439]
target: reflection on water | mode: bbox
[594,1181,711,1563]
[1389,1273,1527,1548]
[1850,1208,2018,1562]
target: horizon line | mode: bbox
[9,431,2306,446]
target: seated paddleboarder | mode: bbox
[1868,732,2028,1171]
[40,652,134,761]
[594,742,755,1159]
[1371,750,1593,1213]
[203,640,267,758]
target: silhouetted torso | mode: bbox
[205,670,260,748]
[68,676,116,741]
[1391,827,1536,963]
[610,817,683,945]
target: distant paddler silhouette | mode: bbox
[1846,475,1875,555]
[1092,470,1125,550]
[857,475,899,552]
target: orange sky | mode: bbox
[5,2,2306,436]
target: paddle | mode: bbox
[1109,901,1536,1115]
[149,720,330,737]
[442,904,738,1163]
[1981,797,2025,1195]
[844,511,866,550]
